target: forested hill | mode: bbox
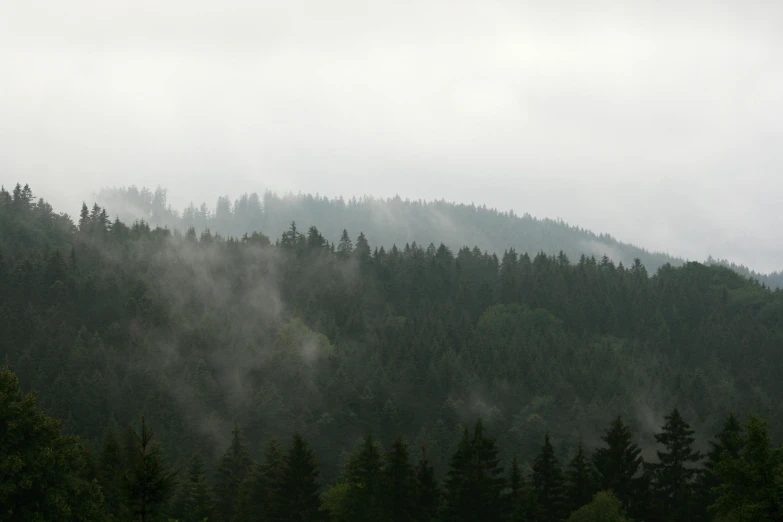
[4,182,783,519]
[92,186,783,290]
[93,186,730,283]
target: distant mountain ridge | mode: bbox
[94,185,783,288]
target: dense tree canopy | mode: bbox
[3,182,783,520]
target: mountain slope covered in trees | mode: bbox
[92,186,783,289]
[3,182,783,521]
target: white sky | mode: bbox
[1,0,781,272]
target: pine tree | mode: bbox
[532,433,566,522]
[651,408,702,521]
[271,434,323,522]
[124,416,177,522]
[382,436,417,522]
[566,441,594,516]
[592,417,645,516]
[214,424,253,521]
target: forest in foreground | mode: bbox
[3,182,783,521]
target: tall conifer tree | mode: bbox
[651,408,702,521]
[532,433,566,522]
[566,441,594,516]
[382,436,417,522]
[592,417,645,516]
[214,424,252,521]
[271,434,323,522]
[124,416,177,522]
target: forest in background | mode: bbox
[92,186,783,289]
[3,182,783,521]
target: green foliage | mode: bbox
[567,491,630,522]
[271,434,323,522]
[171,454,213,522]
[709,416,783,522]
[532,433,566,522]
[0,366,104,521]
[566,442,594,515]
[93,185,783,288]
[213,425,252,521]
[443,420,505,522]
[342,435,385,522]
[5,185,783,521]
[99,423,129,520]
[235,437,285,522]
[415,447,441,522]
[125,416,177,522]
[699,413,744,518]
[592,417,647,519]
[320,481,351,520]
[382,436,417,522]
[650,408,702,521]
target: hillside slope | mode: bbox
[94,186,783,289]
[3,183,783,485]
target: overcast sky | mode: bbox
[1,1,781,272]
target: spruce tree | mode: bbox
[443,420,505,522]
[699,412,743,517]
[651,408,702,522]
[124,416,177,522]
[443,428,473,522]
[508,456,531,522]
[337,229,353,258]
[382,436,417,522]
[592,416,645,516]
[355,232,371,263]
[271,434,323,522]
[532,433,566,522]
[173,453,213,522]
[214,424,253,522]
[78,202,90,232]
[566,441,594,515]
[344,435,386,522]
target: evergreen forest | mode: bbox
[3,182,783,521]
[93,186,783,289]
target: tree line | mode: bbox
[4,365,782,521]
[93,185,783,288]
